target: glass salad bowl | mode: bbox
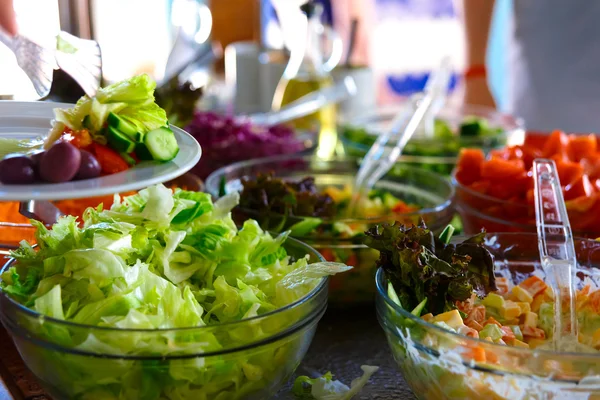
[339,104,524,176]
[205,155,455,304]
[376,232,600,400]
[0,237,327,400]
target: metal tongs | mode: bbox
[533,159,578,348]
[241,76,357,127]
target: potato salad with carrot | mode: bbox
[367,222,600,399]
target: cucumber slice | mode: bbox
[107,112,143,141]
[106,126,136,154]
[134,142,154,161]
[144,127,179,161]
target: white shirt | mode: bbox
[508,0,600,133]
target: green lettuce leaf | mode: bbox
[293,365,379,400]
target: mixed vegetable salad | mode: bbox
[341,115,505,175]
[186,112,307,179]
[455,130,600,236]
[0,184,350,399]
[230,172,422,303]
[236,173,419,239]
[369,223,600,399]
[0,75,180,185]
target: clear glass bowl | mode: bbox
[339,104,525,176]
[453,174,600,238]
[205,154,455,304]
[0,237,327,400]
[376,232,600,400]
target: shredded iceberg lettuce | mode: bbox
[1,184,351,400]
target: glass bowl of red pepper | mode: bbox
[453,131,600,237]
[205,154,455,304]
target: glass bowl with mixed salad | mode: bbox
[340,104,524,176]
[453,131,600,237]
[373,225,600,399]
[185,111,315,179]
[205,155,455,304]
[0,184,350,400]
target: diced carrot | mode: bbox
[466,319,484,331]
[456,294,475,314]
[542,130,569,158]
[463,346,486,363]
[519,276,548,297]
[500,326,516,341]
[466,305,486,324]
[391,201,418,213]
[484,317,501,327]
[495,277,509,295]
[484,349,499,363]
[481,158,526,180]
[521,325,546,339]
[567,134,597,162]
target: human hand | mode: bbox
[0,0,17,36]
[463,76,496,109]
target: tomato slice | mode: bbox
[92,143,130,175]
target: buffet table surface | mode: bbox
[0,304,417,400]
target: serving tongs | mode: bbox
[240,76,357,127]
[533,159,578,349]
[0,29,102,98]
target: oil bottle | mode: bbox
[271,1,342,159]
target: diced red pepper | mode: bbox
[480,158,526,180]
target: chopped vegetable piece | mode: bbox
[91,143,130,174]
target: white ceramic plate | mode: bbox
[0,101,201,201]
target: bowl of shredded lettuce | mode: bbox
[0,184,350,400]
